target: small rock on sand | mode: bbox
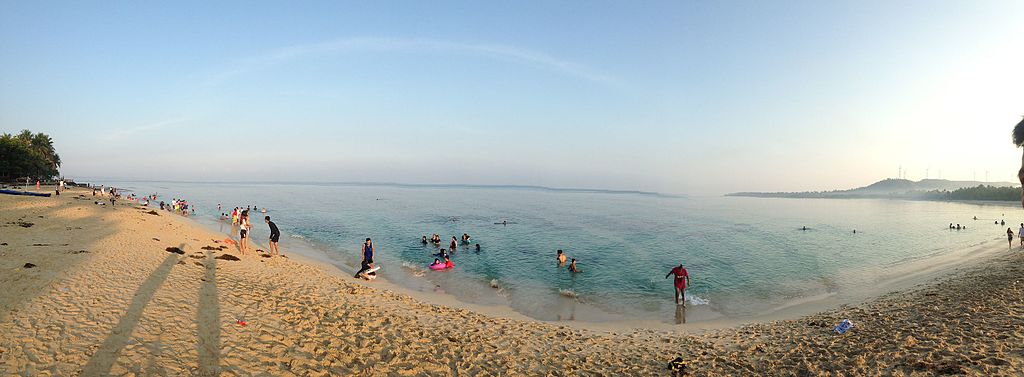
[215,254,241,261]
[145,210,160,216]
[165,247,185,254]
[23,263,36,268]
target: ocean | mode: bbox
[102,181,1014,324]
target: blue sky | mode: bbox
[2,1,1023,194]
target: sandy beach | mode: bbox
[2,187,1023,376]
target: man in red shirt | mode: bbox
[665,264,691,305]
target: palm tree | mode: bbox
[29,132,60,172]
[0,130,60,181]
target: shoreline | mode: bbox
[190,202,1013,333]
[2,187,1022,374]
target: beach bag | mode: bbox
[667,357,686,372]
[833,319,854,334]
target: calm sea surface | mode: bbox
[103,181,1012,323]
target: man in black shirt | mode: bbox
[265,216,281,256]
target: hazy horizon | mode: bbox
[3,1,1023,195]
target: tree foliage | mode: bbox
[923,185,1021,202]
[0,130,61,181]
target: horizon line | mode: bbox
[68,178,684,198]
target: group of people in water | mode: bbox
[419,233,478,272]
[942,215,1024,249]
[555,250,582,273]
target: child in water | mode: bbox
[568,258,581,273]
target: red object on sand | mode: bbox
[236,320,247,326]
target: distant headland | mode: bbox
[728,178,1021,202]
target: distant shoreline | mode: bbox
[726,192,1021,205]
[72,178,683,198]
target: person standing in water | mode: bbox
[265,216,280,256]
[450,236,458,252]
[1008,228,1015,249]
[354,238,375,278]
[568,258,581,273]
[665,264,691,305]
[556,250,567,265]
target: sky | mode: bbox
[2,1,1023,195]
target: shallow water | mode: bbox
[104,181,1014,323]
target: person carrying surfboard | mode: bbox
[354,238,375,278]
[665,264,691,305]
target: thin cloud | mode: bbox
[101,118,188,141]
[205,37,618,87]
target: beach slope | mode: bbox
[1,189,1022,375]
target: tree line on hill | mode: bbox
[0,130,61,182]
[921,185,1021,202]
[729,182,1023,202]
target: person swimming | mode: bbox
[430,258,442,267]
[435,248,448,259]
[474,243,480,252]
[461,233,471,242]
[444,257,454,269]
[421,235,428,244]
[801,226,807,231]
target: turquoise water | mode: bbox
[104,181,1012,323]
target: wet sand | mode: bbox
[1,187,1022,375]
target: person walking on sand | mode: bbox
[1018,223,1024,248]
[665,264,691,305]
[354,238,375,278]
[239,210,252,254]
[266,216,281,256]
[1008,228,1015,249]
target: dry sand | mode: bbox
[1,188,1022,376]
